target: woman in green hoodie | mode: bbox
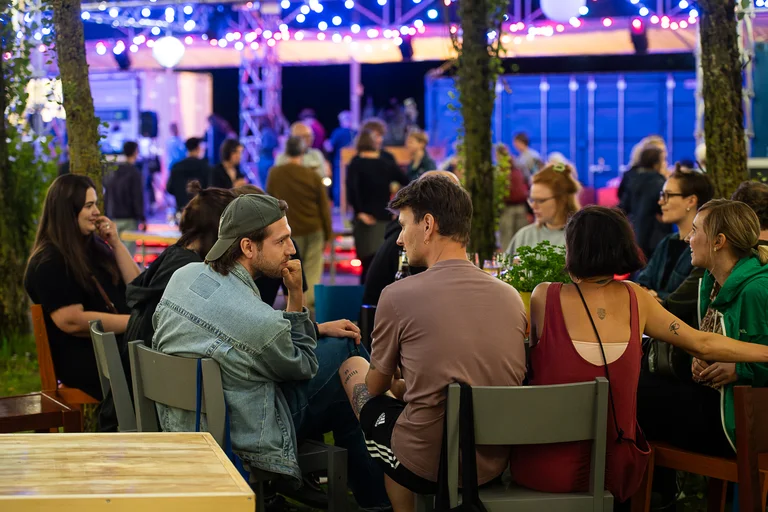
[688,199,768,451]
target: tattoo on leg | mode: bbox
[343,369,359,385]
[669,321,680,335]
[352,383,373,416]
[597,308,606,320]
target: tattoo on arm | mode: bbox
[343,369,359,386]
[669,321,680,336]
[597,308,606,320]
[352,383,373,417]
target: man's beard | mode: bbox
[250,253,285,279]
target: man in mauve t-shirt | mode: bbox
[338,174,528,512]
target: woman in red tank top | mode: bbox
[509,207,768,504]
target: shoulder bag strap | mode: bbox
[573,284,627,442]
[91,276,119,314]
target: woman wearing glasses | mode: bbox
[505,163,581,256]
[635,169,714,326]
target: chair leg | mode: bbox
[761,473,768,512]
[255,480,266,512]
[327,446,347,512]
[707,478,727,512]
[631,451,654,512]
[414,494,434,512]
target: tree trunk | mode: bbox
[698,0,749,198]
[52,0,103,197]
[457,0,496,263]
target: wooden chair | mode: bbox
[31,304,99,431]
[128,341,348,512]
[89,320,137,432]
[631,385,768,512]
[417,378,613,512]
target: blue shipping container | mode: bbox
[425,71,697,189]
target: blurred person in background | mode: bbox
[276,122,330,179]
[299,108,326,150]
[361,118,397,166]
[166,123,186,171]
[257,116,280,189]
[731,180,768,242]
[347,129,409,283]
[506,163,581,256]
[325,111,357,205]
[167,137,210,213]
[512,132,543,180]
[105,141,145,254]
[405,129,436,182]
[622,145,672,259]
[267,136,332,308]
[618,135,666,212]
[211,138,248,189]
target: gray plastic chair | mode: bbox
[127,340,348,512]
[88,320,137,432]
[417,378,613,512]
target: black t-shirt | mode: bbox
[24,241,129,399]
[210,163,246,189]
[346,156,409,220]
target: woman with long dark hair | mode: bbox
[24,175,140,423]
[125,182,236,346]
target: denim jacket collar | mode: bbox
[231,262,262,299]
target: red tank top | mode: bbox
[510,282,643,499]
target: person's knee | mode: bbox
[338,355,368,379]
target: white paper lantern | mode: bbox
[152,35,185,68]
[539,0,587,22]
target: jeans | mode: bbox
[281,338,390,510]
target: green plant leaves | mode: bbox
[498,241,572,292]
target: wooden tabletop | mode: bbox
[0,432,254,511]
[0,392,80,434]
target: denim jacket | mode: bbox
[152,262,318,482]
[635,232,693,300]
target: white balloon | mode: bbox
[152,36,186,68]
[539,0,587,22]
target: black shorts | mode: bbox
[360,395,439,495]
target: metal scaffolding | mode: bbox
[238,1,283,186]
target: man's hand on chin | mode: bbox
[318,319,361,345]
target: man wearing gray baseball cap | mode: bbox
[152,194,390,509]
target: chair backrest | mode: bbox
[89,320,137,432]
[734,385,768,512]
[443,378,610,507]
[31,304,58,391]
[127,340,227,446]
[314,284,365,324]
[359,305,376,352]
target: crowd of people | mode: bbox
[23,118,768,512]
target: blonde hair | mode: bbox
[407,129,429,146]
[629,135,666,167]
[532,163,582,223]
[699,199,768,265]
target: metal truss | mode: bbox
[694,1,767,156]
[80,5,212,38]
[238,1,283,185]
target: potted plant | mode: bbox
[498,241,572,315]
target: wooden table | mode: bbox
[0,432,254,511]
[0,392,80,434]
